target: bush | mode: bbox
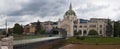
[74,36,85,40]
[79,36,85,40]
[88,30,98,36]
[52,30,59,34]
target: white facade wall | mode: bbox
[72,18,114,37]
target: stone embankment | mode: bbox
[0,36,13,49]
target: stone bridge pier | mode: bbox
[0,36,13,49]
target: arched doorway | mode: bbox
[61,23,72,37]
[51,28,67,38]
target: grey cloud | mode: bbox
[7,0,68,17]
[77,3,109,14]
[1,0,120,28]
[7,16,25,23]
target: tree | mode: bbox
[20,25,24,34]
[106,19,113,37]
[114,21,120,37]
[52,30,59,34]
[88,30,98,35]
[35,20,41,34]
[8,28,13,35]
[75,30,81,36]
[13,23,23,34]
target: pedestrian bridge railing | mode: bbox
[13,36,63,49]
[0,36,62,49]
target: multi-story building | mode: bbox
[23,3,114,37]
[58,3,114,37]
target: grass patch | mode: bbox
[67,36,120,44]
[81,37,120,44]
[66,36,82,44]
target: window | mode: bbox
[83,30,87,35]
[100,30,102,34]
[74,21,77,24]
[74,30,77,33]
[78,30,82,34]
[74,25,77,28]
[100,25,102,28]
[79,26,82,28]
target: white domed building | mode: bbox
[58,3,114,37]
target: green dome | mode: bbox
[65,10,76,16]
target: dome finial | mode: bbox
[69,3,72,10]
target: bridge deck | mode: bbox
[14,36,61,45]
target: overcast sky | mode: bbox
[0,0,120,28]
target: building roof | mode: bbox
[64,3,76,16]
[30,21,58,25]
[52,22,58,25]
[79,19,88,23]
[65,10,76,16]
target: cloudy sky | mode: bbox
[0,0,120,28]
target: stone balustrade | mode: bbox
[0,36,13,49]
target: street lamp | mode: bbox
[5,16,9,37]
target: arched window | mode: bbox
[78,30,82,34]
[74,30,77,33]
[83,30,87,35]
[79,26,82,28]
[74,30,77,35]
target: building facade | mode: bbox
[58,3,114,37]
[23,3,114,37]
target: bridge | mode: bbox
[14,36,63,49]
[0,36,63,49]
[0,28,67,49]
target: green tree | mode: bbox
[52,30,59,34]
[75,30,81,36]
[13,23,23,34]
[114,21,120,37]
[8,28,13,35]
[35,20,41,34]
[88,30,98,35]
[106,19,113,37]
[20,25,23,34]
